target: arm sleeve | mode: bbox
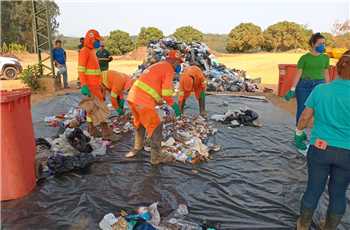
[110,85,122,109]
[161,67,174,106]
[305,86,320,109]
[110,96,119,109]
[78,49,88,86]
[297,55,305,70]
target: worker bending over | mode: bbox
[126,50,182,165]
[178,65,207,116]
[101,70,134,115]
[78,29,112,138]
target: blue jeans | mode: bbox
[57,64,68,88]
[295,79,324,124]
[301,145,350,215]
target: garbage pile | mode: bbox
[99,202,220,230]
[110,113,134,135]
[135,37,259,92]
[35,127,110,177]
[44,107,85,128]
[211,108,262,128]
[152,114,220,164]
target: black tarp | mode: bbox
[2,93,350,229]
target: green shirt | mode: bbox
[297,53,330,80]
[96,49,111,71]
[305,79,350,150]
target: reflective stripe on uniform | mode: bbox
[111,91,117,98]
[86,116,92,122]
[85,69,101,75]
[161,89,173,97]
[78,65,86,72]
[134,80,162,102]
[178,91,184,96]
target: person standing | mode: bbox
[96,42,113,73]
[296,50,350,230]
[126,50,182,165]
[78,29,112,138]
[52,40,69,88]
[284,33,330,152]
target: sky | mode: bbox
[56,0,350,37]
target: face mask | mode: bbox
[315,44,325,53]
[175,65,181,74]
[93,40,101,49]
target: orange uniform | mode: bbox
[78,29,103,101]
[178,65,207,108]
[102,70,133,109]
[127,61,175,136]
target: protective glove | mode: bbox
[116,108,124,115]
[172,102,181,117]
[118,99,125,109]
[284,88,295,101]
[200,91,206,101]
[80,85,91,97]
[294,129,307,151]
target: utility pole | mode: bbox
[31,0,56,82]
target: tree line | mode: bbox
[1,1,349,55]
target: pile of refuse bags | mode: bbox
[133,37,259,93]
[35,127,110,177]
[149,115,220,164]
[210,108,262,128]
[99,202,220,230]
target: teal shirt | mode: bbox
[305,79,350,150]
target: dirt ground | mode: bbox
[0,50,298,115]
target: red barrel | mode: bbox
[278,65,338,97]
[1,88,36,200]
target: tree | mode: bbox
[321,32,336,48]
[173,26,204,43]
[135,27,163,47]
[335,32,350,49]
[263,21,312,51]
[332,20,350,35]
[105,30,134,55]
[0,0,60,52]
[225,23,264,53]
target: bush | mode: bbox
[20,65,42,91]
[0,42,27,53]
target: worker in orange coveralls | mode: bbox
[78,29,112,138]
[126,50,183,165]
[178,65,207,116]
[101,70,134,115]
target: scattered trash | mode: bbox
[159,115,220,164]
[211,108,262,128]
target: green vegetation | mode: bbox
[226,23,264,52]
[105,30,134,55]
[20,65,43,91]
[173,26,204,43]
[135,27,164,47]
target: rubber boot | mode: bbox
[150,124,174,165]
[126,126,146,158]
[297,208,314,230]
[323,213,342,230]
[87,122,100,137]
[199,97,207,117]
[100,122,113,139]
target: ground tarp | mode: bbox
[2,93,350,229]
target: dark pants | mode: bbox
[301,145,350,215]
[295,79,324,124]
